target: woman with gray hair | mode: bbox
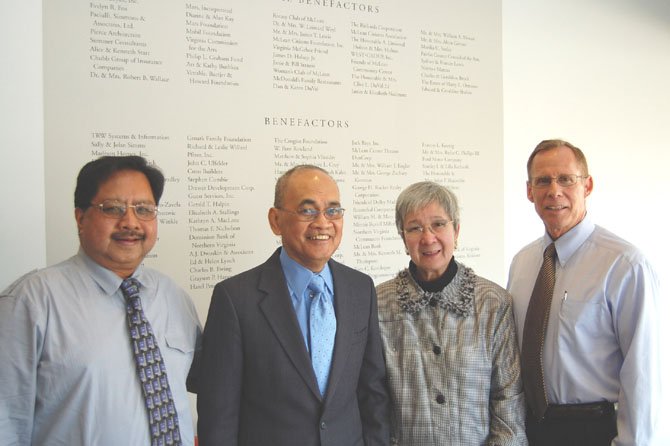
[376,181,527,445]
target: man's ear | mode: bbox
[75,208,85,233]
[526,181,535,203]
[583,175,594,198]
[268,207,281,235]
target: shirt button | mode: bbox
[320,421,327,430]
[433,345,441,355]
[436,394,446,404]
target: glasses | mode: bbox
[530,174,588,189]
[277,207,345,222]
[402,220,454,238]
[92,200,158,221]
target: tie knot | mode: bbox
[308,274,325,296]
[120,278,141,300]
[544,242,556,260]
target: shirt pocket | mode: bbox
[165,331,195,353]
[163,331,196,377]
[558,294,611,340]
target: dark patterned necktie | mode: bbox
[521,242,557,420]
[121,278,182,446]
[307,274,336,396]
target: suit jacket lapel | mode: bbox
[258,250,322,400]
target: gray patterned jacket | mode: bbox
[376,262,527,446]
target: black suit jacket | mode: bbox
[197,248,390,446]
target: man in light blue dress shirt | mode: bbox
[0,156,201,445]
[507,139,662,446]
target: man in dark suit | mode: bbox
[197,165,390,446]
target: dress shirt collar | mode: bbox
[544,213,596,267]
[279,248,334,297]
[75,247,150,297]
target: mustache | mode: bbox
[111,230,146,241]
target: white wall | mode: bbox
[2,0,668,289]
[0,2,45,289]
[502,0,670,288]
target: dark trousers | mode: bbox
[526,403,617,446]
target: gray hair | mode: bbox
[274,164,331,208]
[527,139,589,179]
[395,181,460,234]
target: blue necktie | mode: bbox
[121,278,182,446]
[307,274,336,396]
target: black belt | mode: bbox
[543,402,615,421]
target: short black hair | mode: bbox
[74,155,165,209]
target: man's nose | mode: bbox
[119,206,141,228]
[546,179,563,196]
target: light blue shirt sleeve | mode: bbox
[507,215,664,446]
[0,250,202,446]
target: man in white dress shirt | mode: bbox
[507,139,662,446]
